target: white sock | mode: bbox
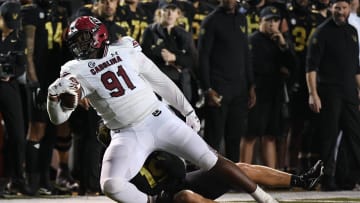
[250,185,278,203]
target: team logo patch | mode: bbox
[133,40,140,48]
[352,35,357,42]
[156,38,163,46]
[88,61,96,68]
[12,13,18,20]
[152,110,161,117]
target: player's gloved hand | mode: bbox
[48,76,79,97]
[186,110,201,133]
[29,82,47,111]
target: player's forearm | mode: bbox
[24,25,38,82]
[47,96,73,125]
[306,71,318,96]
[356,74,360,90]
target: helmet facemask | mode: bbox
[68,31,97,60]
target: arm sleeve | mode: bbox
[14,32,26,77]
[245,35,254,87]
[172,30,194,70]
[198,17,215,90]
[137,51,194,116]
[306,29,324,73]
[47,99,74,125]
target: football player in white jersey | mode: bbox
[46,16,278,203]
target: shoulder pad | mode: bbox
[117,36,142,52]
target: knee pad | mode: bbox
[101,177,148,203]
[101,177,127,195]
[55,135,72,152]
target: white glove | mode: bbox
[48,76,79,97]
[186,110,201,133]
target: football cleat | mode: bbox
[300,160,324,190]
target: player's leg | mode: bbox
[237,160,323,190]
[26,104,48,194]
[54,122,79,192]
[155,104,277,203]
[100,125,155,203]
[173,190,216,203]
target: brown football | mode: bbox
[59,89,81,110]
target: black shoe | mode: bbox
[300,160,324,190]
[56,168,79,192]
[321,175,339,191]
[7,180,36,196]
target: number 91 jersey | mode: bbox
[60,37,160,129]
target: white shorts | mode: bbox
[100,103,218,184]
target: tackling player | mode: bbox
[96,121,324,203]
[46,16,278,203]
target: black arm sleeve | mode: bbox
[198,17,215,90]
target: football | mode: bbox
[58,76,82,110]
[59,90,81,110]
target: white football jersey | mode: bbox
[60,37,192,129]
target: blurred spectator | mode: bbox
[22,0,74,195]
[190,0,215,46]
[348,0,360,62]
[306,0,360,190]
[311,0,331,22]
[244,0,266,34]
[116,0,152,42]
[0,1,32,195]
[286,0,320,173]
[141,3,194,102]
[240,6,295,168]
[198,0,255,162]
[158,0,195,32]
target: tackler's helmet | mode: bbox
[66,16,109,59]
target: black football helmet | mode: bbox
[66,16,109,60]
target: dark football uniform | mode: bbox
[245,6,261,34]
[41,2,69,91]
[191,1,214,46]
[130,151,231,202]
[287,3,319,118]
[21,3,47,86]
[116,3,152,43]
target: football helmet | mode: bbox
[66,16,109,59]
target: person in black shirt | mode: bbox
[141,3,194,101]
[306,0,360,191]
[198,0,255,162]
[241,6,296,169]
[0,1,33,195]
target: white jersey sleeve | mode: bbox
[135,51,194,116]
